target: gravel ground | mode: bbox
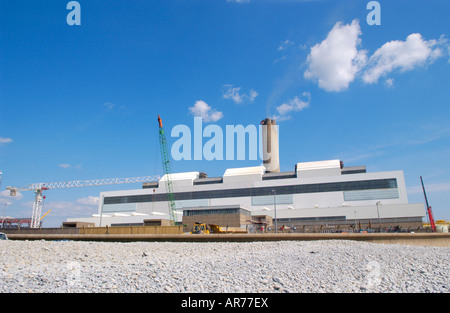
[0,240,448,293]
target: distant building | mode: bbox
[66,117,424,231]
[66,159,424,231]
[181,205,251,233]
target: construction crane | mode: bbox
[6,175,160,228]
[420,176,437,232]
[158,115,176,225]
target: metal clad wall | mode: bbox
[102,203,137,213]
[175,199,209,208]
[251,194,293,206]
[344,188,399,201]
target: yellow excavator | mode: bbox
[191,222,210,234]
[190,222,248,234]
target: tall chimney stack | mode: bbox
[261,118,280,173]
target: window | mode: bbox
[104,178,398,205]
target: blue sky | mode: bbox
[0,0,449,227]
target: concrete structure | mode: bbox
[66,159,425,231]
[261,118,280,173]
[5,232,450,247]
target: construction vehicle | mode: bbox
[6,175,160,228]
[189,222,248,234]
[191,222,210,234]
[158,115,177,226]
[209,224,247,234]
[420,176,437,232]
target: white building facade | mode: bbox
[66,159,424,229]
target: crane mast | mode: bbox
[158,115,176,225]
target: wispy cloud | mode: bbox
[407,182,450,195]
[188,100,223,122]
[104,102,125,111]
[278,39,294,51]
[336,150,385,164]
[385,78,394,88]
[58,163,82,169]
[335,125,450,164]
[43,196,100,220]
[104,102,115,111]
[222,84,258,104]
[0,137,13,144]
[272,92,311,122]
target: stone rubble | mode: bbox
[0,240,448,293]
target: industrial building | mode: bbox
[66,118,425,232]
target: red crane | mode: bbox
[420,176,436,232]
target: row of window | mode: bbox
[103,178,398,205]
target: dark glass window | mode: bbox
[104,178,398,205]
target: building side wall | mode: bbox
[71,168,423,228]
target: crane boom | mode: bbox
[420,176,436,232]
[8,175,160,192]
[158,115,177,225]
[6,175,160,228]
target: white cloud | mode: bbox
[188,100,223,122]
[304,19,367,92]
[227,0,250,3]
[273,92,311,121]
[304,20,447,91]
[248,89,258,102]
[363,33,446,84]
[104,102,116,111]
[273,55,287,64]
[407,182,450,195]
[58,163,71,169]
[43,196,100,219]
[222,84,258,104]
[385,78,394,88]
[0,137,13,144]
[0,190,24,203]
[278,39,294,51]
[76,196,100,206]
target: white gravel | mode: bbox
[0,240,448,293]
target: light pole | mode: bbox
[272,189,277,234]
[376,201,382,232]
